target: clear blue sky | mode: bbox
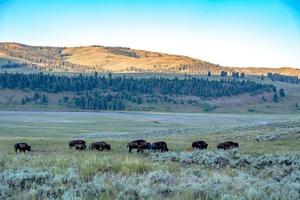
[0,0,299,68]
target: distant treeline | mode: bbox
[1,62,29,69]
[0,72,275,110]
[267,73,299,84]
[213,71,245,78]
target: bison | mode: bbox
[89,141,111,151]
[217,141,239,150]
[74,143,86,150]
[69,140,86,149]
[127,140,151,153]
[151,141,169,152]
[14,143,31,153]
[192,141,208,150]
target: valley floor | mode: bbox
[0,111,300,199]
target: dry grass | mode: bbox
[1,42,300,76]
[63,46,201,72]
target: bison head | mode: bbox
[145,142,152,149]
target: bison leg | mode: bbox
[129,147,132,153]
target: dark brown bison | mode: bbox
[14,143,31,153]
[192,141,208,150]
[217,141,239,150]
[127,139,151,153]
[69,140,86,149]
[89,141,111,151]
[74,143,86,150]
[151,141,169,152]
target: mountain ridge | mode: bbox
[0,42,299,76]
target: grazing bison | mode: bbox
[14,143,31,153]
[217,141,239,150]
[69,140,86,149]
[151,141,169,152]
[89,141,111,151]
[74,143,86,150]
[127,140,151,153]
[192,141,208,150]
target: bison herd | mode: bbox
[68,140,111,151]
[127,140,169,153]
[14,140,239,153]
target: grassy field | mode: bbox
[0,111,300,199]
[1,110,300,152]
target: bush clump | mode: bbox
[0,151,299,200]
[151,150,299,170]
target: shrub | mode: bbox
[151,150,299,170]
[117,187,139,200]
[253,154,299,169]
[1,169,52,190]
[55,168,81,187]
[0,151,299,200]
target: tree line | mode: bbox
[0,72,275,110]
[267,73,299,84]
[1,62,29,69]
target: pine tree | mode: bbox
[279,88,285,97]
[273,93,279,103]
[41,94,48,104]
[220,71,227,77]
[21,98,26,105]
[240,73,245,78]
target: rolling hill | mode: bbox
[0,42,299,76]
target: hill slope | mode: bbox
[0,42,299,76]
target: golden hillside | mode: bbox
[0,42,299,76]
